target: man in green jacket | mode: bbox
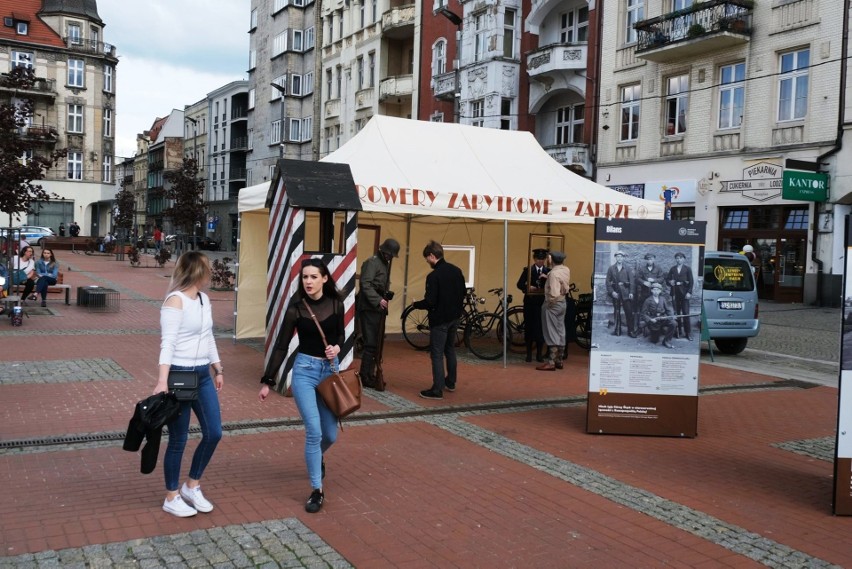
[358,238,400,390]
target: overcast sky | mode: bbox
[97,0,251,157]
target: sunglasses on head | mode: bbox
[301,258,324,268]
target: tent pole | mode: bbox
[401,214,413,308]
[503,220,508,368]
[232,213,242,345]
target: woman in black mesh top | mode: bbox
[258,257,345,513]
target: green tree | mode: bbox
[0,67,66,227]
[113,182,135,234]
[161,157,205,238]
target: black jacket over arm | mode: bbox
[413,258,466,327]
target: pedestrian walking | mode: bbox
[537,251,571,371]
[358,238,399,390]
[414,240,466,399]
[258,257,346,514]
[154,227,163,253]
[516,248,549,362]
[155,251,224,517]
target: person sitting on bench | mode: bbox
[35,248,59,307]
[12,246,37,304]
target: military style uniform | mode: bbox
[358,239,399,389]
[666,254,694,340]
[605,252,635,337]
[640,284,676,348]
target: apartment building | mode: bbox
[144,109,184,234]
[0,0,118,236]
[596,0,845,305]
[248,0,320,186]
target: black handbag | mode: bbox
[168,370,199,401]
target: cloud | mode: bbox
[97,0,250,157]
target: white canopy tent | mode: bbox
[236,116,665,340]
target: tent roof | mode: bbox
[319,116,665,223]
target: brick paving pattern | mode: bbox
[0,252,850,568]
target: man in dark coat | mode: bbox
[516,248,549,362]
[358,238,399,390]
[635,252,665,334]
[666,251,695,340]
[640,282,677,349]
[605,251,636,337]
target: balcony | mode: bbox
[526,44,587,80]
[635,0,753,63]
[0,74,57,99]
[229,167,247,180]
[432,70,456,101]
[63,37,118,59]
[381,4,415,39]
[543,143,590,174]
[379,74,413,101]
[325,98,341,119]
[231,108,248,121]
[17,125,59,144]
[230,136,249,151]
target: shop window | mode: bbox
[670,207,695,221]
[722,209,748,229]
[785,208,808,229]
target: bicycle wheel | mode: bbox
[465,312,505,360]
[575,313,592,350]
[506,305,526,347]
[401,304,431,350]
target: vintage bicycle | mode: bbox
[463,288,526,360]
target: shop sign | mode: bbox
[607,184,644,199]
[782,170,829,202]
[644,179,697,204]
[720,162,783,201]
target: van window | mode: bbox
[703,258,755,292]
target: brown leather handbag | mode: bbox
[302,299,362,420]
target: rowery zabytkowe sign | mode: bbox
[782,170,829,202]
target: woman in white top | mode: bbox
[155,251,224,518]
[12,245,36,302]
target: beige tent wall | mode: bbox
[235,209,269,339]
[355,211,594,335]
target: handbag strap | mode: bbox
[301,298,339,374]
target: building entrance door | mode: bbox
[754,237,804,302]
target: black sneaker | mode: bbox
[321,460,326,480]
[305,489,324,513]
[445,383,456,392]
[419,389,443,400]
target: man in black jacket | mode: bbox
[414,240,466,399]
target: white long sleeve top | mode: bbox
[159,290,221,367]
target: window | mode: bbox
[271,120,282,144]
[718,62,745,129]
[271,75,286,99]
[68,103,84,132]
[273,0,287,12]
[369,52,376,86]
[560,6,589,43]
[67,23,81,44]
[778,48,809,122]
[785,207,808,229]
[671,207,695,221]
[434,40,447,75]
[248,88,256,109]
[326,68,333,98]
[289,118,301,142]
[620,84,641,142]
[357,56,364,89]
[67,152,83,180]
[16,22,27,35]
[665,75,688,135]
[500,98,513,130]
[471,99,485,127]
[250,8,258,29]
[273,31,287,56]
[249,49,256,70]
[360,1,366,28]
[475,14,487,62]
[336,65,342,97]
[556,104,584,144]
[672,0,693,10]
[103,156,112,183]
[503,9,516,58]
[291,74,302,96]
[431,112,445,122]
[372,0,378,22]
[293,29,303,51]
[68,59,85,87]
[304,72,314,95]
[11,51,33,69]
[103,108,112,137]
[625,0,644,44]
[104,64,114,92]
[305,27,315,50]
[722,209,749,229]
[338,9,343,37]
[20,149,34,165]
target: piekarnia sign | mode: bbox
[355,184,656,223]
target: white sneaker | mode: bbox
[163,495,197,517]
[180,483,214,513]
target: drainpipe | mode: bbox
[813,0,850,307]
[589,0,604,182]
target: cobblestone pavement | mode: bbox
[0,253,850,568]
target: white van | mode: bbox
[702,251,760,354]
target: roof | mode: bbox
[0,0,64,49]
[39,0,102,26]
[267,159,362,211]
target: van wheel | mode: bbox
[714,338,748,355]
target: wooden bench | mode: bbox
[47,272,71,305]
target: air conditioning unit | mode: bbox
[3,17,14,27]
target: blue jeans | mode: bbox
[164,365,222,491]
[290,353,338,489]
[429,318,459,393]
[36,276,57,300]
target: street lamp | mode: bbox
[270,81,287,158]
[437,7,463,123]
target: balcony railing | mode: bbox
[325,98,341,119]
[229,167,247,180]
[379,74,413,101]
[382,4,415,38]
[17,125,59,143]
[0,74,57,97]
[231,108,248,120]
[230,136,249,150]
[526,44,587,78]
[63,37,118,58]
[432,70,456,100]
[543,143,590,173]
[635,0,753,59]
